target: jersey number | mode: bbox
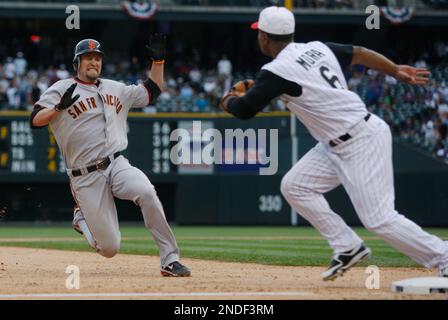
[319,66,344,89]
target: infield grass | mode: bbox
[1,225,448,267]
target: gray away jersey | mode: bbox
[35,78,150,168]
[262,41,368,142]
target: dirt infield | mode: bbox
[0,247,445,300]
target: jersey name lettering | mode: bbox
[101,94,123,114]
[68,97,98,119]
[296,49,325,71]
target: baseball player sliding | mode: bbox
[30,36,190,277]
[221,6,448,280]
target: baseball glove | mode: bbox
[230,79,254,96]
[220,79,254,112]
[146,34,166,62]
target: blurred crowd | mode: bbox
[176,0,447,9]
[3,0,446,9]
[0,52,238,113]
[344,39,448,162]
[422,0,448,9]
[348,64,448,162]
[0,53,70,111]
[1,40,448,161]
[175,0,354,8]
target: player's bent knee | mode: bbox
[97,242,120,258]
[99,247,119,258]
[360,215,398,233]
[280,174,306,201]
[144,184,157,198]
[137,184,158,203]
[280,175,294,199]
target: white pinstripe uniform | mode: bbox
[267,41,448,270]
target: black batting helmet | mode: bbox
[72,39,104,68]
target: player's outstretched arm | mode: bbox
[220,70,301,120]
[146,34,166,90]
[351,46,430,85]
[31,107,58,127]
[31,83,80,128]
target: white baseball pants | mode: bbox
[281,114,448,269]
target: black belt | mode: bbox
[72,152,121,177]
[329,114,371,148]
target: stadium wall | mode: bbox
[0,113,447,226]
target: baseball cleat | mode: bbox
[161,261,191,277]
[321,243,372,281]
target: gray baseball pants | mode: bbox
[69,154,180,267]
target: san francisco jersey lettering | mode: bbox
[35,78,148,168]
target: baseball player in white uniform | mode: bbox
[220,6,448,280]
[30,36,190,277]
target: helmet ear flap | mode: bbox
[73,57,79,71]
